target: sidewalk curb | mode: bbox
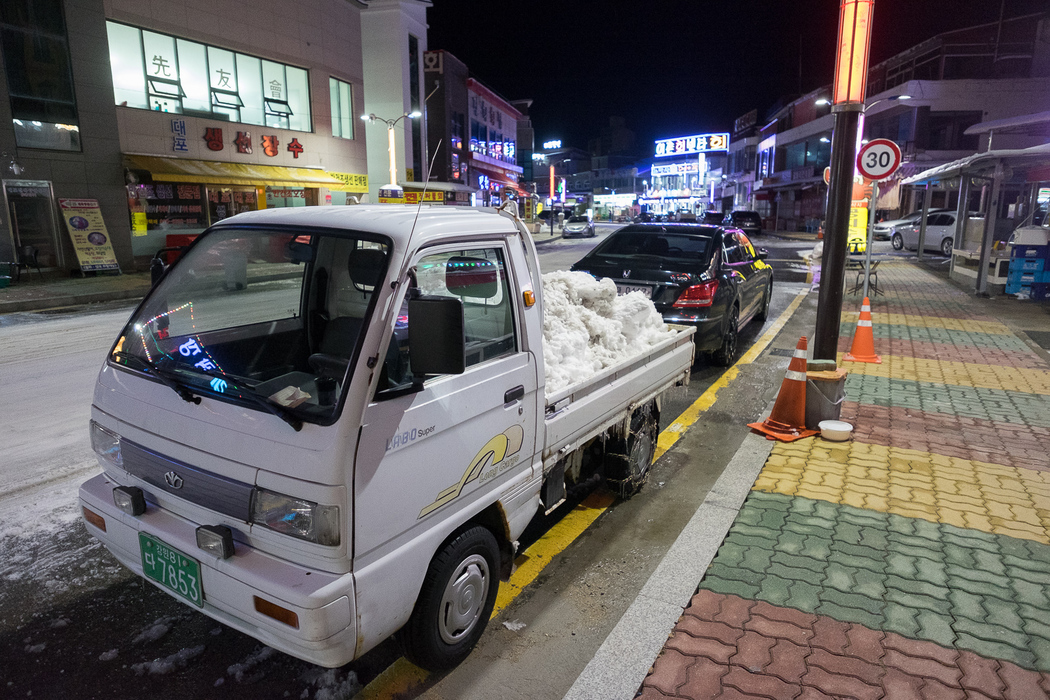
[563,424,776,700]
[0,285,150,314]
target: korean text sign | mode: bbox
[59,199,120,272]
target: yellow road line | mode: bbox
[492,492,614,615]
[355,291,809,699]
[656,289,809,460]
[837,352,1050,395]
[754,439,1050,544]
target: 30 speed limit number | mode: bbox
[856,138,902,181]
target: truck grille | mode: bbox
[120,439,254,522]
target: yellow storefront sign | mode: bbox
[59,198,121,272]
[328,171,369,193]
[404,191,444,204]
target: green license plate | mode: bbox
[139,532,203,607]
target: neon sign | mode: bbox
[542,140,562,150]
[210,377,227,393]
[654,133,729,158]
[652,162,700,176]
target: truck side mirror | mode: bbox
[408,295,465,375]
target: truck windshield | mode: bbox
[111,227,391,426]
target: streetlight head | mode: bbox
[407,111,422,118]
[895,94,912,100]
[360,114,372,121]
[815,98,830,106]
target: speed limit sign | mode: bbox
[856,138,902,180]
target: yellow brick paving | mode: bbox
[840,311,1013,335]
[836,352,1050,395]
[753,440,1050,545]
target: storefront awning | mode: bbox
[901,143,1050,185]
[124,155,348,189]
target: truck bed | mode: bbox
[541,324,695,470]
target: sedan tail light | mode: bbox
[673,280,719,307]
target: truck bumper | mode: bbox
[79,472,358,668]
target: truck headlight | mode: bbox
[90,421,123,469]
[250,489,340,546]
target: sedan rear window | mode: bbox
[596,232,711,261]
[731,212,761,224]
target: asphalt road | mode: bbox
[0,229,816,700]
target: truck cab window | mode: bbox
[380,247,517,394]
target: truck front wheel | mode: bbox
[398,526,500,670]
[605,401,659,498]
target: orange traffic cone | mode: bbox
[843,297,882,364]
[748,336,820,442]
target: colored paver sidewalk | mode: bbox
[640,260,1050,699]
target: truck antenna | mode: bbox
[411,139,443,236]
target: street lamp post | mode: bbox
[360,111,422,201]
[813,0,874,361]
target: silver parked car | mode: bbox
[873,208,952,241]
[893,211,957,256]
[563,215,596,238]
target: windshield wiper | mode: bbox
[188,367,304,432]
[113,351,201,405]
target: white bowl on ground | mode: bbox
[819,420,853,441]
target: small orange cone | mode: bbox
[817,223,824,240]
[843,297,882,364]
[748,336,820,442]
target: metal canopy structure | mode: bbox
[900,143,1050,295]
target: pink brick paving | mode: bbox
[839,401,1050,472]
[639,590,1050,700]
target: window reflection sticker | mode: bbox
[134,302,225,377]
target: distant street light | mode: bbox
[360,111,422,199]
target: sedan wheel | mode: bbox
[891,233,904,251]
[713,304,739,367]
[940,238,954,256]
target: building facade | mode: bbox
[1,0,376,271]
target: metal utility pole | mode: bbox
[813,107,862,360]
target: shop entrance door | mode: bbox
[3,180,62,269]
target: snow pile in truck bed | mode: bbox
[542,271,674,395]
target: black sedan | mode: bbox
[570,224,773,365]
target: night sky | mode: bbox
[426,0,1047,154]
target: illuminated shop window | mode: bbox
[329,78,354,139]
[106,21,311,132]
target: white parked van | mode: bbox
[79,205,694,670]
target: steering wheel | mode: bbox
[308,353,350,378]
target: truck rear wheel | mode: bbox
[605,402,659,498]
[398,526,500,670]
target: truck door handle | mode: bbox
[504,385,525,403]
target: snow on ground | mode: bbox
[542,271,674,394]
[130,644,205,675]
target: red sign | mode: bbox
[287,138,304,159]
[261,135,279,157]
[234,131,253,154]
[204,128,223,151]
[856,138,902,181]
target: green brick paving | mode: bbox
[844,373,1050,428]
[699,490,1050,672]
[838,320,1034,352]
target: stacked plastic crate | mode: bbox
[1007,232,1050,300]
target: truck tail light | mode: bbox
[673,280,719,308]
[254,596,299,629]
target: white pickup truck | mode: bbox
[79,205,694,670]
